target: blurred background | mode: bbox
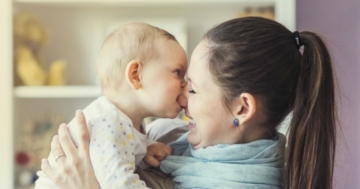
[0,0,358,188]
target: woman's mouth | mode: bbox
[189,118,196,129]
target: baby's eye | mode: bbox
[189,90,196,94]
[174,70,180,76]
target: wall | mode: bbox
[296,0,360,188]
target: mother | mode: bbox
[41,17,337,189]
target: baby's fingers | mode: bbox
[143,154,160,167]
[164,145,172,155]
[154,149,170,161]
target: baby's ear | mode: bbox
[125,60,142,90]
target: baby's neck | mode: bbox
[103,92,146,133]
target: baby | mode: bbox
[35,22,188,189]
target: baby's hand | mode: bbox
[143,143,172,168]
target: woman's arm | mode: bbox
[41,110,101,189]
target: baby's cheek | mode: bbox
[165,81,181,98]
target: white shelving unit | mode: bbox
[14,86,101,98]
[0,0,295,188]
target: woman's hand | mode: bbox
[41,110,101,189]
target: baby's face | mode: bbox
[140,38,188,118]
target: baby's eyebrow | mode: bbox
[177,62,187,70]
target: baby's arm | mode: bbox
[143,143,172,168]
[89,115,149,189]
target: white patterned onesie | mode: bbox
[35,96,153,189]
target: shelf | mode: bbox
[14,0,275,7]
[14,86,102,98]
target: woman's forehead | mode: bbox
[188,61,214,89]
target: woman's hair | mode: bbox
[203,17,336,189]
[96,22,177,91]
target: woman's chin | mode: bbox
[187,131,200,148]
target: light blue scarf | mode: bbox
[160,132,284,189]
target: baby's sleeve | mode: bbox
[89,116,149,189]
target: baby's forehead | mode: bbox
[155,38,184,54]
[152,39,187,65]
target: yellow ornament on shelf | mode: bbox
[15,45,47,86]
[14,13,67,86]
[48,60,67,86]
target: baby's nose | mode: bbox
[181,80,187,88]
[177,85,188,108]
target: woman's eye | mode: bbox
[189,90,196,94]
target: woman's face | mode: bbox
[180,40,239,149]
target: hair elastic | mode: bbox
[293,31,304,49]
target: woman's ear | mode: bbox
[233,93,256,126]
[125,60,142,90]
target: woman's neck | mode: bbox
[238,125,275,144]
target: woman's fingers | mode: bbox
[58,123,77,158]
[75,110,90,154]
[51,135,66,165]
[41,158,66,187]
[41,159,56,179]
[41,111,100,189]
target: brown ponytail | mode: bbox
[285,32,336,189]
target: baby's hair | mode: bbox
[96,22,177,91]
[204,17,336,189]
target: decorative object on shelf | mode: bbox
[15,151,31,167]
[18,170,35,187]
[14,114,64,169]
[238,6,275,20]
[14,13,67,86]
[48,60,67,86]
[14,114,64,188]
